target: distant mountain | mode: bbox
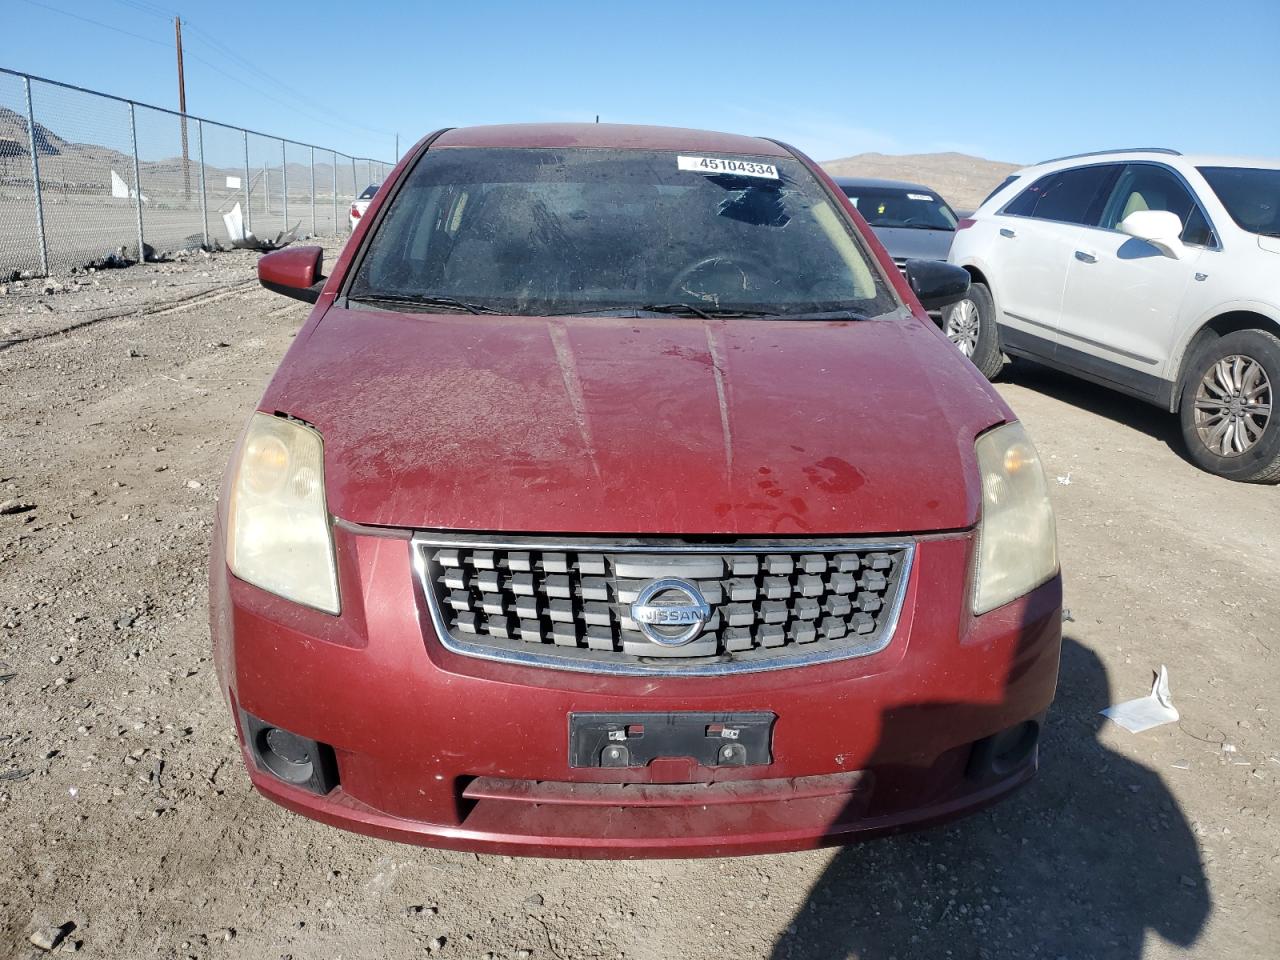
[0,105,67,159]
[821,151,1022,213]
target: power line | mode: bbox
[19,0,168,48]
[101,0,394,140]
[106,0,174,20]
[28,0,394,151]
[102,0,389,136]
[180,45,387,142]
[180,21,394,138]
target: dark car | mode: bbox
[833,176,960,272]
[213,123,1061,858]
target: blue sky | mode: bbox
[7,0,1279,165]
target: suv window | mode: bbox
[1181,205,1216,247]
[1199,166,1280,237]
[1101,164,1214,245]
[980,175,1020,208]
[1002,164,1121,225]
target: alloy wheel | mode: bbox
[1193,354,1273,457]
[944,299,980,357]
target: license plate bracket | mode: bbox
[569,711,775,768]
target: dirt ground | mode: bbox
[1,248,1276,960]
[0,195,348,279]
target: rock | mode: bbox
[185,480,202,490]
[0,499,36,515]
[516,950,532,959]
[29,922,74,951]
[523,893,545,909]
[429,937,446,951]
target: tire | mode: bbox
[1178,328,1280,483]
[941,281,1003,380]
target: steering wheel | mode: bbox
[666,255,761,301]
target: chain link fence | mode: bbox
[0,67,394,279]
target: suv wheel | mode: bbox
[942,282,1003,380]
[1179,328,1280,483]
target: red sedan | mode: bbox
[211,123,1062,858]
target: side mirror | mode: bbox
[904,259,971,311]
[258,245,326,302]
[1118,210,1184,260]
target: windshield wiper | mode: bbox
[782,309,872,321]
[347,293,503,315]
[635,303,779,318]
[573,303,867,320]
[640,303,872,321]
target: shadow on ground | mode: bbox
[770,637,1210,960]
[999,359,1191,462]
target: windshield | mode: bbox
[348,147,898,317]
[838,185,958,230]
[1199,166,1280,237]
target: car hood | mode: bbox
[261,306,1009,535]
[867,226,955,262]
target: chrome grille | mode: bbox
[413,535,913,676]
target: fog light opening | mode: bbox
[990,721,1039,776]
[967,720,1040,782]
[240,710,339,795]
[258,726,318,785]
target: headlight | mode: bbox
[972,421,1058,615]
[227,413,339,614]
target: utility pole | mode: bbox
[175,16,190,200]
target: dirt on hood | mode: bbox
[261,305,1010,535]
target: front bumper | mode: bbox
[210,524,1061,859]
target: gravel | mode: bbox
[0,246,1276,959]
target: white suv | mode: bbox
[945,149,1280,483]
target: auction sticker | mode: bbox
[678,155,779,179]
[907,193,935,201]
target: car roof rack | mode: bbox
[1037,147,1182,165]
